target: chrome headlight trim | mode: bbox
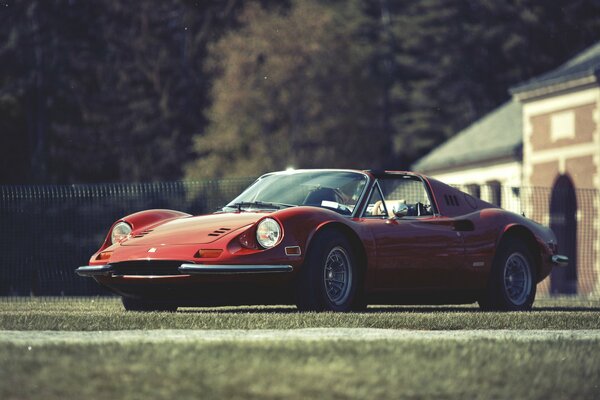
[111,221,132,244]
[256,218,281,249]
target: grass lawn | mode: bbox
[0,297,599,330]
[1,338,599,399]
[1,297,599,399]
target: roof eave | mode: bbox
[414,144,522,175]
[416,154,521,176]
[511,74,599,103]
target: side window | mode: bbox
[377,176,434,217]
[364,184,388,217]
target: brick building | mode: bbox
[414,41,600,296]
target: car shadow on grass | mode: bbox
[176,306,300,314]
[531,306,600,312]
[365,306,600,312]
[176,305,600,313]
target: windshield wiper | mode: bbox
[225,201,295,212]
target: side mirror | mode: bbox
[392,203,409,218]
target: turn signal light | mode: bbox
[195,249,223,258]
[285,246,302,256]
[96,251,113,261]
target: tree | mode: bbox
[2,1,599,183]
[387,0,600,167]
[0,0,242,183]
[185,0,389,179]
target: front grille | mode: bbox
[110,261,183,276]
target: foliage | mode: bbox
[0,0,242,183]
[186,0,388,179]
[387,0,600,164]
[1,1,599,182]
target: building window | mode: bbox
[487,181,502,206]
[465,184,480,199]
[550,111,575,141]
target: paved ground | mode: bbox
[2,328,600,344]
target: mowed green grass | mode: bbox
[1,338,599,399]
[1,297,599,330]
[1,298,599,399]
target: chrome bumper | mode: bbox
[551,255,569,268]
[76,263,293,277]
[178,264,293,274]
[75,265,114,277]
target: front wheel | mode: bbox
[122,297,178,312]
[295,230,360,312]
[478,238,536,311]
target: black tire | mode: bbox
[122,297,178,312]
[478,238,536,311]
[295,230,360,312]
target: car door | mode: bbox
[366,216,465,289]
[361,176,466,290]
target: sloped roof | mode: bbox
[412,101,522,173]
[413,41,600,173]
[511,41,600,94]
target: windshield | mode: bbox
[223,170,368,215]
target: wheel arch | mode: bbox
[497,224,543,281]
[309,222,368,283]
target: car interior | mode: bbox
[366,176,434,218]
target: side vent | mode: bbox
[443,194,460,207]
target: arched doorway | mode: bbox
[549,175,577,294]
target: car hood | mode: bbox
[121,212,267,246]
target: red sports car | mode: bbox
[76,169,567,312]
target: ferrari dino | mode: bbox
[76,169,568,311]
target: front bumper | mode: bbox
[76,263,293,277]
[76,265,114,277]
[179,264,293,274]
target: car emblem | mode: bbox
[148,248,157,253]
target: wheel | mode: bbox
[295,230,360,312]
[478,238,536,311]
[122,297,178,312]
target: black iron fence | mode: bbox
[0,178,253,295]
[0,181,597,297]
[458,184,597,297]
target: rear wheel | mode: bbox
[478,238,536,311]
[296,230,360,312]
[121,297,178,312]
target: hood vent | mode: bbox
[131,229,153,238]
[208,227,232,237]
[119,214,255,246]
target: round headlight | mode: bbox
[256,218,281,248]
[111,222,132,244]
